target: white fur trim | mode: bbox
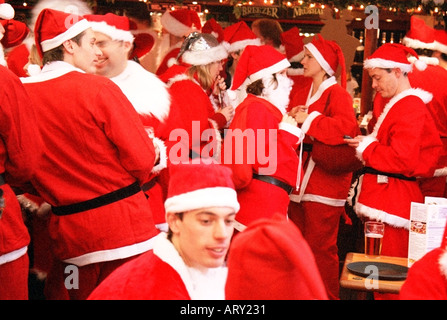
[301,111,321,134]
[181,44,228,66]
[354,201,410,229]
[164,186,240,214]
[364,57,413,73]
[0,2,14,20]
[89,21,134,43]
[409,55,438,67]
[166,73,189,88]
[40,19,91,52]
[305,42,335,76]
[63,236,157,267]
[434,167,447,177]
[402,36,436,50]
[287,67,304,76]
[249,58,291,83]
[111,60,171,121]
[21,61,85,84]
[370,88,433,139]
[151,137,168,174]
[161,11,199,38]
[153,232,227,300]
[439,250,447,279]
[356,135,377,162]
[0,246,27,266]
[222,38,261,53]
[434,41,447,55]
[301,194,346,207]
[279,122,304,139]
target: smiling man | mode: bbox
[88,160,240,300]
[85,13,171,231]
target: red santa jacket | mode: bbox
[0,65,43,259]
[289,77,358,205]
[348,89,442,228]
[222,94,302,229]
[21,62,159,266]
[159,72,222,162]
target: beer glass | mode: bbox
[364,221,384,256]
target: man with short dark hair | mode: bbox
[21,8,160,300]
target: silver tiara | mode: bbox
[178,32,219,60]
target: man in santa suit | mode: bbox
[88,160,239,300]
[399,221,447,300]
[155,9,201,77]
[289,34,359,300]
[346,43,442,299]
[21,8,161,300]
[0,1,44,300]
[85,12,171,232]
[222,44,303,233]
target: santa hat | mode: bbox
[130,29,155,59]
[34,8,91,57]
[304,34,347,88]
[0,0,14,20]
[85,13,134,43]
[280,26,304,63]
[202,18,223,43]
[434,29,447,55]
[231,44,290,90]
[160,9,201,38]
[177,31,227,66]
[225,215,328,300]
[222,21,260,53]
[364,43,427,73]
[164,160,239,214]
[1,19,29,48]
[403,16,436,51]
[30,0,92,33]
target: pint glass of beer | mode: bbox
[364,221,384,256]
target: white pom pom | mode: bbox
[0,3,15,20]
[167,57,177,68]
[414,59,427,71]
[227,90,237,100]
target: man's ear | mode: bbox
[166,212,181,234]
[62,40,76,54]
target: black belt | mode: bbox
[52,182,141,216]
[360,167,416,181]
[0,173,5,186]
[253,174,294,195]
[302,143,313,152]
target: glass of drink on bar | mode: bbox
[364,221,384,256]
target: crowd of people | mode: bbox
[1,0,447,301]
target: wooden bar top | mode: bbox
[340,252,409,294]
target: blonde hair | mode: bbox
[187,63,216,92]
